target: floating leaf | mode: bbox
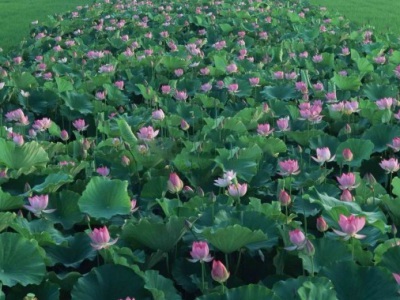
[144,270,182,300]
[0,233,46,287]
[261,85,298,100]
[202,225,267,254]
[78,177,131,219]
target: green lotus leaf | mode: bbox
[56,77,74,92]
[261,85,298,100]
[320,261,399,300]
[335,138,375,167]
[309,134,340,152]
[377,246,400,273]
[196,284,277,300]
[26,89,59,114]
[48,271,81,292]
[362,84,399,100]
[0,232,46,287]
[286,130,325,147]
[0,212,16,232]
[71,265,149,300]
[61,92,94,114]
[6,281,59,300]
[362,124,400,152]
[144,270,182,300]
[297,280,338,300]
[45,233,96,268]
[11,72,38,89]
[299,238,352,273]
[202,225,268,254]
[0,139,49,174]
[116,117,138,146]
[78,177,131,219]
[0,188,23,211]
[159,56,189,71]
[122,216,187,252]
[239,136,287,157]
[332,73,362,91]
[30,172,73,194]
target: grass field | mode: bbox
[308,0,400,35]
[0,0,94,53]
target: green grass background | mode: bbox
[0,0,399,53]
[0,0,94,53]
[308,0,400,34]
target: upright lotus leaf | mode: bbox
[0,139,49,174]
[46,190,84,229]
[320,261,399,300]
[362,124,400,152]
[377,246,400,273]
[61,92,94,114]
[71,265,149,300]
[56,77,74,92]
[78,177,131,219]
[159,56,189,71]
[299,238,352,273]
[0,233,46,287]
[7,281,59,300]
[196,284,277,300]
[0,212,16,232]
[309,134,340,152]
[0,188,23,211]
[261,85,298,100]
[45,233,96,268]
[48,271,81,292]
[202,225,268,254]
[30,172,74,194]
[332,73,362,91]
[286,130,325,147]
[116,117,138,146]
[144,270,182,300]
[11,72,38,89]
[239,136,287,157]
[362,84,398,100]
[297,280,337,300]
[122,216,187,252]
[335,139,375,167]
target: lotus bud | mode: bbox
[80,148,87,159]
[168,173,184,193]
[211,260,230,283]
[82,138,91,150]
[342,148,353,162]
[60,129,69,141]
[340,189,353,202]
[316,216,328,232]
[304,239,315,256]
[279,189,291,206]
[344,123,351,134]
[181,119,190,131]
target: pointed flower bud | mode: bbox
[168,173,184,193]
[316,216,328,232]
[211,260,230,283]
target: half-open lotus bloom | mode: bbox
[211,260,230,283]
[379,158,400,173]
[336,172,358,190]
[312,147,335,164]
[214,170,236,187]
[333,214,366,240]
[189,241,213,263]
[137,126,159,141]
[227,183,247,197]
[73,119,88,131]
[257,123,274,136]
[88,226,118,250]
[285,229,307,250]
[278,159,300,176]
[24,194,56,216]
[388,137,400,152]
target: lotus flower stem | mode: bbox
[311,256,314,277]
[225,253,229,271]
[234,249,242,276]
[285,205,289,225]
[201,261,205,293]
[352,237,355,261]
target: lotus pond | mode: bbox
[1,0,400,299]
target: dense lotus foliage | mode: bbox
[1,0,400,298]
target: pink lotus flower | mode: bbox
[88,226,118,250]
[249,77,260,86]
[161,85,171,94]
[317,217,328,232]
[114,81,124,90]
[227,83,239,93]
[137,126,159,141]
[376,97,395,110]
[226,63,237,73]
[32,118,52,132]
[130,199,138,213]
[312,54,323,63]
[273,71,284,80]
[5,109,29,125]
[189,241,213,263]
[96,166,110,177]
[333,214,366,240]
[279,189,291,206]
[174,90,188,101]
[343,101,359,114]
[313,82,324,91]
[286,229,307,250]
[211,260,230,283]
[340,189,354,202]
[277,117,290,131]
[380,158,400,173]
[168,173,184,194]
[152,109,165,121]
[201,83,212,92]
[257,123,274,136]
[312,147,335,164]
[73,119,88,131]
[336,173,358,190]
[393,273,400,285]
[12,133,24,146]
[24,194,55,216]
[278,159,300,176]
[174,69,184,77]
[388,137,400,152]
[227,183,247,198]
